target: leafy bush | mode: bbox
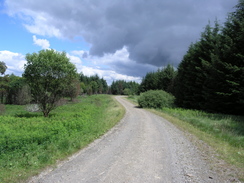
[138,90,175,109]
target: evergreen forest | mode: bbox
[138,1,244,116]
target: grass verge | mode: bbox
[0,95,125,183]
[126,96,244,181]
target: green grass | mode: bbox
[155,109,244,180]
[163,108,244,148]
[0,95,125,183]
[127,95,139,105]
[126,96,244,180]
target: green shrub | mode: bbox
[138,90,175,109]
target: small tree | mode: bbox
[23,49,77,117]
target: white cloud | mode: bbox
[66,53,82,64]
[70,47,151,84]
[26,14,61,38]
[0,49,141,85]
[78,65,141,85]
[89,47,129,65]
[0,50,26,75]
[71,50,89,58]
[73,46,156,78]
[33,35,50,49]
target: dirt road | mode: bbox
[29,96,228,183]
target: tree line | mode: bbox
[110,80,140,95]
[139,64,176,94]
[79,73,108,95]
[138,0,244,115]
[175,0,243,115]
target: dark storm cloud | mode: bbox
[83,0,238,66]
[109,60,157,78]
[6,0,238,68]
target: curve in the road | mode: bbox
[29,96,226,183]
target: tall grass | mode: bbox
[0,95,124,183]
[163,108,244,148]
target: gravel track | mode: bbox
[29,96,230,183]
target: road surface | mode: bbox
[29,96,229,183]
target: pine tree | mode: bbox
[157,64,176,93]
[174,0,244,115]
[139,72,159,92]
[174,22,221,110]
[210,0,244,114]
[174,42,202,109]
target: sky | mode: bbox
[0,0,239,85]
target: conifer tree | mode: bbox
[174,22,221,110]
[174,0,244,115]
[209,0,244,114]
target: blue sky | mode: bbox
[0,0,239,84]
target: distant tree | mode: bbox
[90,81,98,94]
[86,85,93,96]
[79,72,89,85]
[0,61,7,75]
[80,82,86,94]
[139,72,159,92]
[139,64,176,93]
[64,78,80,101]
[0,75,9,103]
[5,74,31,105]
[101,78,108,94]
[123,88,131,96]
[16,84,31,105]
[0,61,8,104]
[23,49,77,117]
[157,64,176,93]
[79,73,108,94]
[110,80,139,95]
[128,81,140,95]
